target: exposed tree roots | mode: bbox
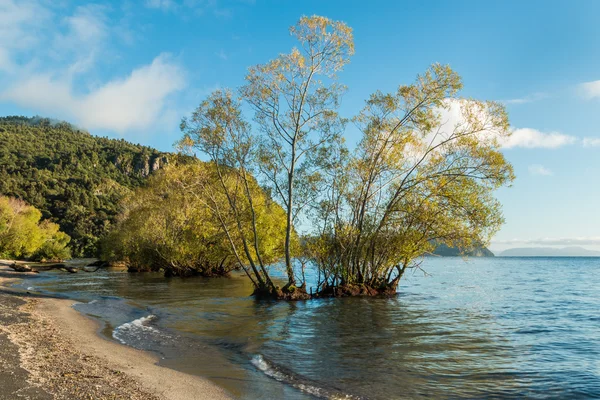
[315,283,398,298]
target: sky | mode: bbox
[1,0,600,252]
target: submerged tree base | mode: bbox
[252,283,311,301]
[163,268,232,278]
[125,264,232,278]
[315,283,398,298]
[252,282,399,300]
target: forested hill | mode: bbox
[431,243,495,257]
[0,116,171,256]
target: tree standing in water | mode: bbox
[307,64,514,296]
[181,16,514,299]
[180,92,293,297]
[241,16,354,291]
[181,16,353,299]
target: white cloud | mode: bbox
[0,47,14,72]
[501,128,577,149]
[0,0,43,47]
[0,2,187,136]
[2,54,185,133]
[64,5,107,44]
[579,80,600,100]
[0,1,112,77]
[432,100,577,150]
[528,164,552,176]
[583,137,600,147]
[504,92,548,105]
[143,0,243,18]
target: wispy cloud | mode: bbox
[579,80,600,100]
[583,137,600,147]
[145,0,176,11]
[0,0,51,72]
[216,49,228,60]
[501,128,577,149]
[504,92,548,105]
[54,4,110,76]
[143,0,244,18]
[528,164,552,176]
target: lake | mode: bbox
[17,257,600,399]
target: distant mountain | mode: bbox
[431,243,495,257]
[499,246,600,257]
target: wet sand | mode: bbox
[0,264,231,400]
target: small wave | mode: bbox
[251,354,365,400]
[113,315,163,344]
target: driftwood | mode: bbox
[9,263,39,274]
[86,260,108,268]
[9,262,78,273]
[59,265,78,273]
[7,261,106,274]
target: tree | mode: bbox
[34,221,72,261]
[0,195,71,260]
[307,64,514,295]
[180,91,300,297]
[240,15,354,287]
[181,16,354,298]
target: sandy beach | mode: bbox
[0,264,231,400]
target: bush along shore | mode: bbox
[0,196,71,262]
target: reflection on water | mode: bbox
[18,257,600,399]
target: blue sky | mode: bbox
[1,0,600,251]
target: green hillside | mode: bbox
[0,116,170,256]
[431,243,495,257]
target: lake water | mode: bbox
[17,257,600,399]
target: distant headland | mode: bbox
[498,246,600,257]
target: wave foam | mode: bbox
[112,315,161,344]
[251,354,363,400]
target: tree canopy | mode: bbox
[101,162,289,278]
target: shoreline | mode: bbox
[0,265,232,400]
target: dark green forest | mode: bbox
[0,116,170,256]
